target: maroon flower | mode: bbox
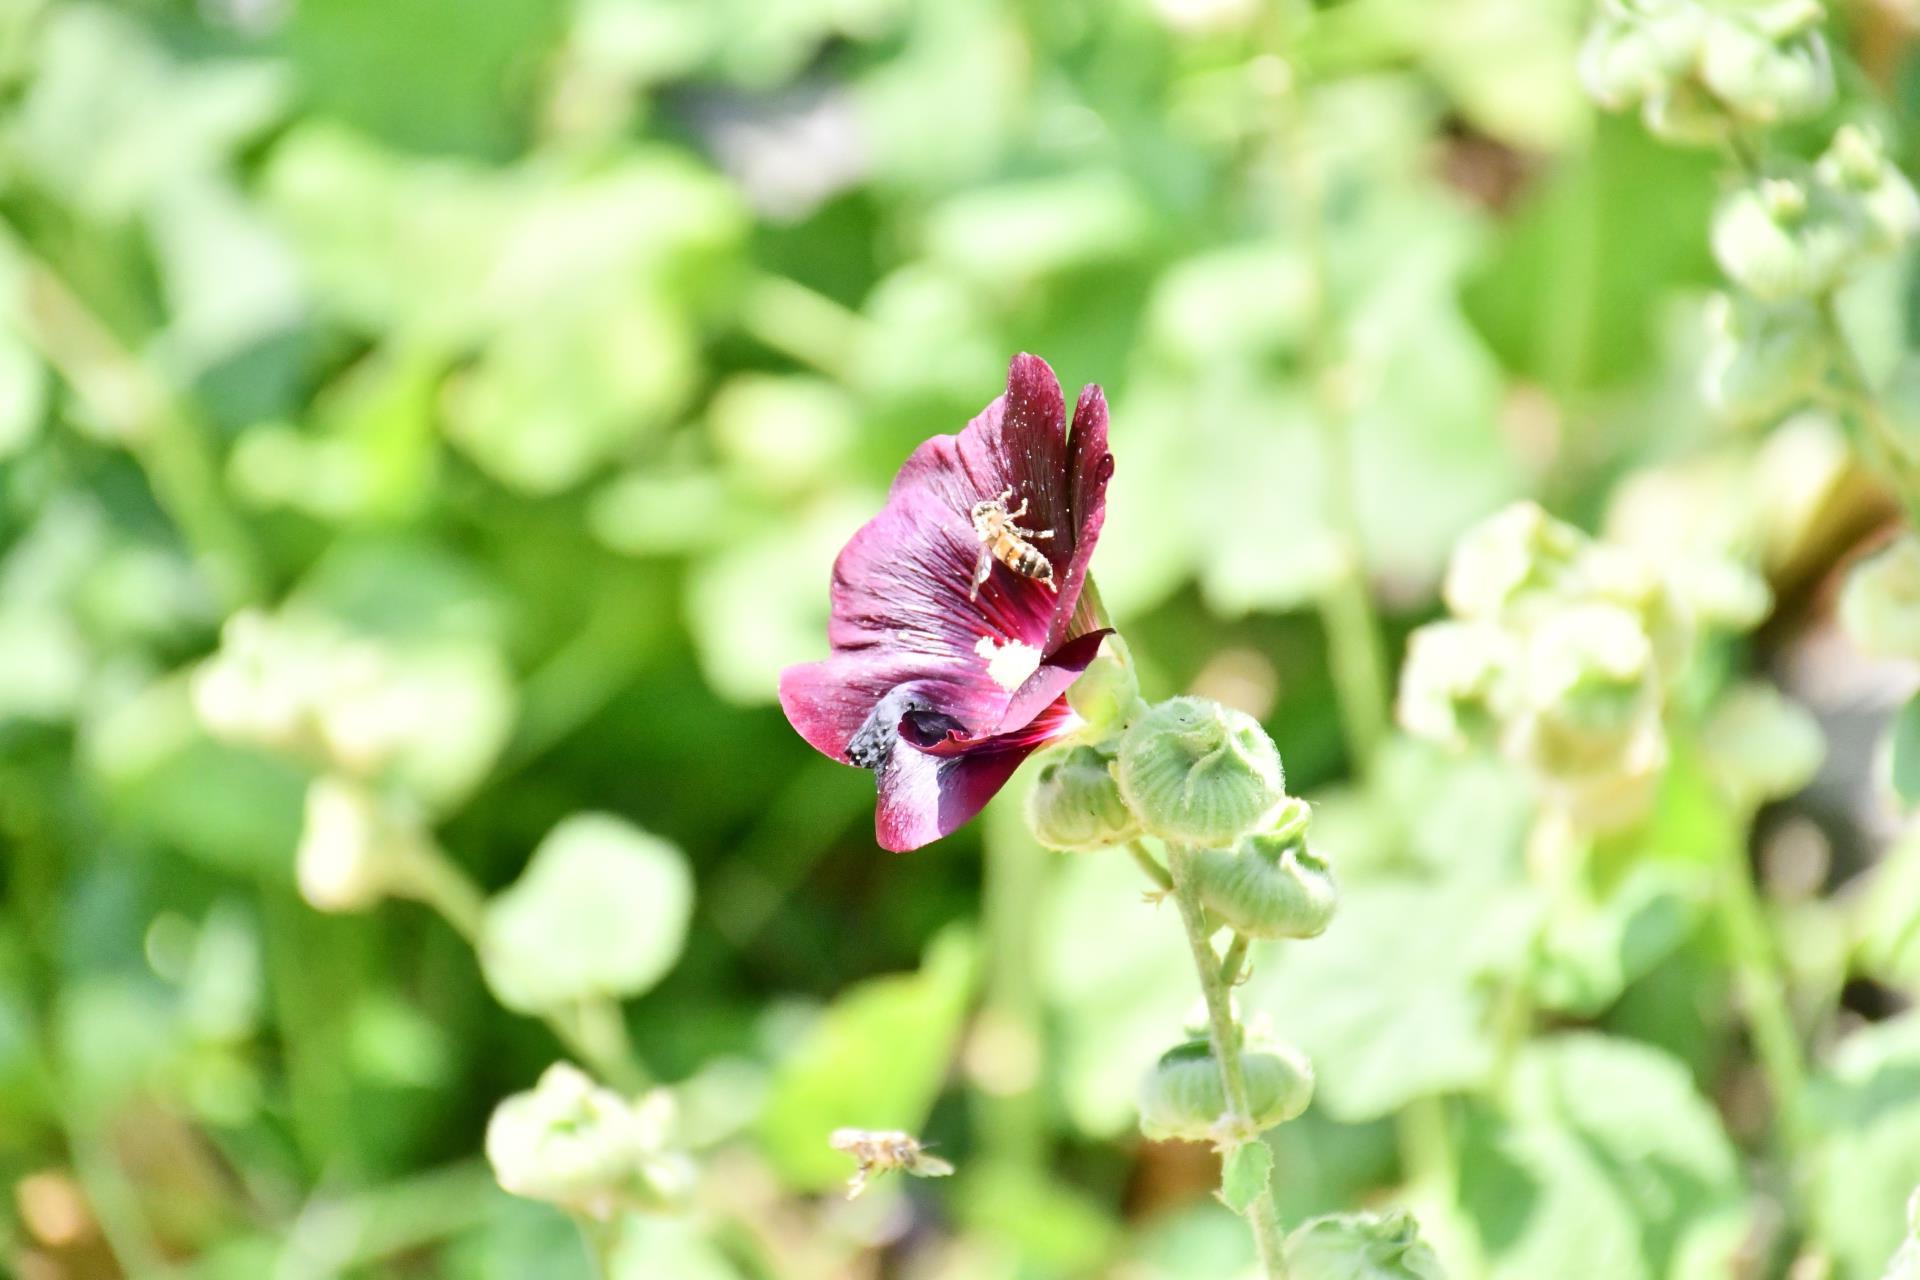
[780,354,1114,851]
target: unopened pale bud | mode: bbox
[1816,125,1920,253]
[296,775,422,913]
[1698,16,1833,125]
[1841,535,1920,661]
[485,1063,693,1219]
[1025,743,1140,852]
[1578,5,1704,110]
[1711,177,1856,302]
[1441,502,1585,623]
[1138,1034,1314,1143]
[1397,621,1515,749]
[1114,696,1287,848]
[1523,603,1655,737]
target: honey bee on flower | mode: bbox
[969,486,1056,600]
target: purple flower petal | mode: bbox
[874,698,1080,852]
[778,353,1114,851]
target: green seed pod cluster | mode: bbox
[1114,696,1287,848]
[1403,502,1769,831]
[1284,1210,1449,1280]
[1710,129,1920,308]
[1025,742,1140,853]
[1137,1034,1314,1143]
[1580,0,1832,145]
[1189,799,1338,941]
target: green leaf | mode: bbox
[757,929,975,1190]
[1220,1141,1275,1215]
[1807,1013,1920,1278]
[479,815,694,1014]
[1700,682,1827,810]
[1891,694,1920,806]
[1247,877,1536,1121]
[1458,1034,1744,1280]
[1285,1210,1450,1280]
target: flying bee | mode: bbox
[828,1128,955,1200]
[969,487,1055,600]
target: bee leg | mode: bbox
[969,548,993,600]
[1008,495,1029,521]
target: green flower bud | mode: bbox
[1841,535,1920,661]
[1190,810,1338,941]
[1711,176,1858,302]
[1816,125,1920,253]
[1702,292,1825,425]
[1114,696,1287,847]
[1285,1211,1449,1280]
[1138,1034,1314,1143]
[1441,502,1585,622]
[1066,634,1145,733]
[1025,743,1140,852]
[1643,78,1737,146]
[1397,620,1517,749]
[1578,3,1705,111]
[1698,13,1833,125]
[1520,603,1656,753]
[485,1063,693,1219]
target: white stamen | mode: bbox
[975,634,1042,691]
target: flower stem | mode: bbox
[575,1213,623,1278]
[1166,845,1289,1278]
[1128,840,1174,894]
[1278,81,1391,778]
[1220,934,1251,988]
[1316,563,1390,774]
[8,232,265,608]
[1714,838,1807,1155]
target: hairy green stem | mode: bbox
[1165,845,1289,1278]
[1128,839,1174,894]
[739,274,865,381]
[1220,934,1251,988]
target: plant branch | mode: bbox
[1166,844,1289,1278]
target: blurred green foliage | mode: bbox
[4,0,1920,1277]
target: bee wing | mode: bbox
[906,1153,955,1179]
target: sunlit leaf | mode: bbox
[757,929,975,1190]
[480,815,695,1014]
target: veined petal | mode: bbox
[874,698,1080,852]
